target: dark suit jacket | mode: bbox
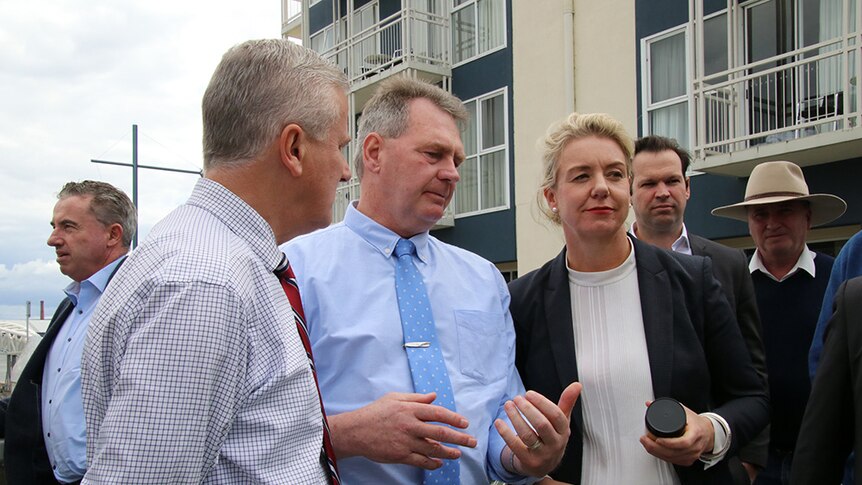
[4,258,124,485]
[4,299,75,485]
[690,233,769,469]
[791,276,862,485]
[509,237,769,485]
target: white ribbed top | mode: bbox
[567,241,680,485]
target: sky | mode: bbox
[0,0,284,320]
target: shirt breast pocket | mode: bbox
[454,310,509,385]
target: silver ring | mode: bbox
[527,438,543,451]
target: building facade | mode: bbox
[637,0,862,253]
[283,0,861,275]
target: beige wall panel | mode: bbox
[512,0,570,274]
[573,0,637,132]
[512,0,636,274]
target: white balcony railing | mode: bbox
[692,33,861,161]
[316,9,449,86]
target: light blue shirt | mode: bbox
[285,202,532,485]
[42,256,124,483]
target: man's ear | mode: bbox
[106,223,123,248]
[362,133,384,174]
[279,123,305,177]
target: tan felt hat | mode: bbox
[711,161,846,226]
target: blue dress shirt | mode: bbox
[285,202,532,485]
[41,256,124,483]
[809,230,862,380]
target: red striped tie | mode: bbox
[277,260,340,485]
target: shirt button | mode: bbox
[78,310,83,314]
[47,432,51,437]
[49,399,52,404]
[68,338,72,342]
[57,368,61,372]
[385,248,391,254]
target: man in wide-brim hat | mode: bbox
[712,160,846,229]
[712,160,846,485]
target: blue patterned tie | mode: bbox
[394,239,460,484]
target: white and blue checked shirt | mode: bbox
[82,178,329,484]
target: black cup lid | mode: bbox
[645,397,686,438]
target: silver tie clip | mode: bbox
[403,341,430,348]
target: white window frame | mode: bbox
[640,24,693,149]
[451,0,507,67]
[454,87,510,218]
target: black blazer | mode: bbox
[509,237,769,484]
[791,276,862,485]
[4,258,124,485]
[4,299,75,485]
[690,233,769,469]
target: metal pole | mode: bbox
[90,159,202,175]
[132,124,139,248]
[25,300,31,343]
[90,125,202,249]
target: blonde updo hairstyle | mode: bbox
[537,112,634,224]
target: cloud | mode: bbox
[0,0,282,319]
[0,259,70,319]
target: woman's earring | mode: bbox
[551,207,558,213]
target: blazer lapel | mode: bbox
[632,238,675,398]
[544,249,579,390]
[689,234,707,258]
[22,298,75,385]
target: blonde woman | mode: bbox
[508,113,768,485]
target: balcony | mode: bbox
[281,0,302,39]
[315,8,451,107]
[691,33,861,176]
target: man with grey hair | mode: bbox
[712,161,847,485]
[82,39,350,483]
[3,180,134,484]
[285,76,578,484]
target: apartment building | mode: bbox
[283,0,861,274]
[637,0,862,252]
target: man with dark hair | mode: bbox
[82,40,350,483]
[3,180,134,484]
[285,76,577,484]
[630,135,769,483]
[713,160,847,485]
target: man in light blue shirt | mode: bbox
[3,180,134,484]
[285,77,579,484]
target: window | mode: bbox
[451,0,506,65]
[453,89,508,217]
[310,24,335,53]
[642,26,689,148]
[352,2,380,73]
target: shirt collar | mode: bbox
[187,178,283,272]
[343,202,430,263]
[629,222,692,255]
[63,255,126,305]
[672,224,692,255]
[749,245,817,281]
